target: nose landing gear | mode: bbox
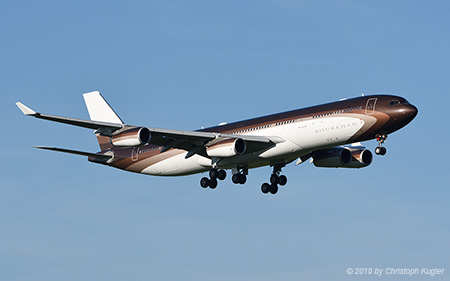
[375,134,387,156]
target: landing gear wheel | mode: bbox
[218,170,226,181]
[209,178,218,189]
[209,169,218,179]
[270,174,279,185]
[269,184,278,194]
[200,177,209,188]
[232,174,241,184]
[375,146,382,155]
[278,175,287,186]
[238,174,247,184]
[261,183,270,194]
[375,146,387,156]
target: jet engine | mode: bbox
[206,138,246,158]
[312,147,372,168]
[111,127,151,147]
[346,148,373,168]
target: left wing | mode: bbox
[17,97,280,159]
[16,102,123,134]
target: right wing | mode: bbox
[144,127,277,158]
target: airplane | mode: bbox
[16,92,418,195]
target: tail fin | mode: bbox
[83,91,123,151]
[83,91,124,124]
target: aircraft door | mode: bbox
[131,147,140,161]
[365,98,377,115]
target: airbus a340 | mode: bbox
[16,92,417,194]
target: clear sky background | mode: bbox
[1,1,449,280]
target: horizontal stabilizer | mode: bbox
[34,146,112,159]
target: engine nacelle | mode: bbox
[312,147,372,168]
[206,138,246,158]
[111,127,151,147]
[312,147,352,167]
[346,148,373,168]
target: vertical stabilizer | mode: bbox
[83,91,123,150]
[83,91,124,124]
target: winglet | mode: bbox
[16,102,37,116]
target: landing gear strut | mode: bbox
[375,134,387,156]
[261,163,287,195]
[200,168,226,189]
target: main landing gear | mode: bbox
[231,167,247,185]
[200,165,288,195]
[261,164,287,195]
[200,168,226,189]
[375,134,387,156]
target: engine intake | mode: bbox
[111,127,151,147]
[206,138,246,158]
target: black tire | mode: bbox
[209,178,218,189]
[375,147,382,155]
[380,147,387,156]
[232,174,241,184]
[239,174,247,184]
[278,175,287,186]
[218,170,226,181]
[209,168,218,179]
[261,183,270,194]
[200,177,209,188]
[270,174,279,185]
[269,184,278,194]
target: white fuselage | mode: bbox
[140,114,371,176]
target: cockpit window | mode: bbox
[390,99,410,106]
[389,100,400,106]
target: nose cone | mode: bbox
[394,103,418,131]
[406,104,418,123]
[384,102,418,134]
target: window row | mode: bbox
[312,106,363,118]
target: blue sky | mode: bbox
[1,1,449,280]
